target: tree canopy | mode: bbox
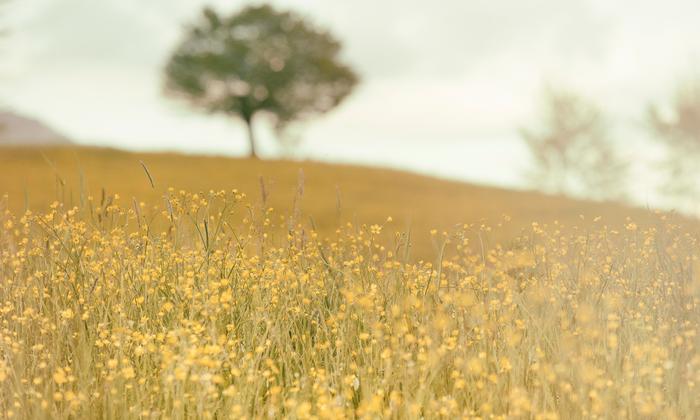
[164,4,359,158]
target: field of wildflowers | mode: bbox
[1,188,699,419]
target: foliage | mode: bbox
[520,87,629,201]
[0,187,699,418]
[164,5,358,158]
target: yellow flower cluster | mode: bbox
[0,190,698,419]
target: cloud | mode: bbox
[11,0,175,74]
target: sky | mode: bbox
[2,0,700,207]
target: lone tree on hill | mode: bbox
[520,87,628,201]
[164,4,358,158]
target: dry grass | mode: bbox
[0,146,668,258]
[1,146,699,418]
[0,187,699,419]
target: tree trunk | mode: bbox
[244,116,258,159]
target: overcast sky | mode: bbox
[2,0,700,203]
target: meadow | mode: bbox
[1,146,700,418]
[0,146,666,259]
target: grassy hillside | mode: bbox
[3,145,700,418]
[2,175,699,418]
[0,145,682,257]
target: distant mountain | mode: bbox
[0,111,70,145]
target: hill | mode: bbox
[2,146,698,418]
[0,111,70,146]
[0,145,684,257]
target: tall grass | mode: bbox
[0,189,699,419]
[0,146,665,260]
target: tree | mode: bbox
[164,4,358,158]
[648,78,700,210]
[519,87,628,201]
